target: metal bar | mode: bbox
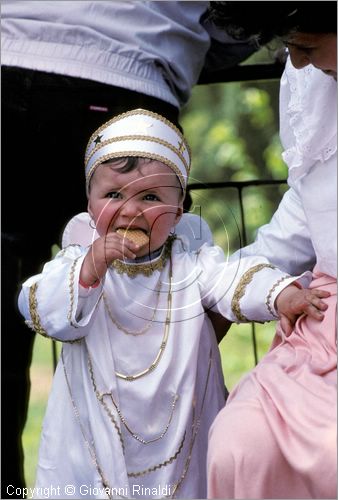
[250,323,258,366]
[237,186,260,364]
[52,340,58,372]
[236,186,247,247]
[187,178,287,365]
[197,62,285,85]
[188,179,287,191]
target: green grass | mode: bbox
[220,322,276,389]
[22,335,59,489]
[23,322,275,488]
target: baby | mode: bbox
[18,109,323,499]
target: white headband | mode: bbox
[84,108,191,192]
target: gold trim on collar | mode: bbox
[110,235,175,277]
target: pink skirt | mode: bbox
[207,271,337,499]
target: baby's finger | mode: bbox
[304,303,325,321]
[107,245,138,261]
[309,295,328,311]
[105,234,140,253]
[100,242,137,263]
[279,314,294,336]
[311,288,331,298]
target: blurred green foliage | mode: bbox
[181,48,288,253]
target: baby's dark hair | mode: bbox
[98,156,185,201]
[103,156,145,173]
[208,2,337,46]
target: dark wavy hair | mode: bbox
[208,2,337,45]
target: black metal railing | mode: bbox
[187,179,287,364]
[198,61,285,84]
[193,59,287,364]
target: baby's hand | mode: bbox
[80,232,139,287]
[275,284,330,336]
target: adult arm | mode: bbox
[230,186,316,276]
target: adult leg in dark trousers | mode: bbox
[1,66,179,496]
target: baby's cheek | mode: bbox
[95,212,116,236]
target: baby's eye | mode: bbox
[107,191,121,199]
[143,193,160,201]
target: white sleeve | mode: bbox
[18,245,103,342]
[230,187,316,276]
[197,244,311,323]
[175,213,214,250]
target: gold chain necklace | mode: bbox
[110,392,178,444]
[102,279,162,336]
[115,254,173,382]
[88,351,179,446]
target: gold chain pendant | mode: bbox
[102,278,162,336]
[115,254,173,381]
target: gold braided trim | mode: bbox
[231,263,276,322]
[114,254,173,381]
[87,350,125,453]
[169,348,213,497]
[85,108,191,159]
[85,135,190,175]
[61,351,126,498]
[127,431,186,478]
[112,393,179,445]
[64,345,213,498]
[67,257,82,328]
[103,287,161,335]
[86,151,186,194]
[266,274,290,318]
[110,235,175,278]
[27,283,81,343]
[28,283,49,337]
[58,243,82,258]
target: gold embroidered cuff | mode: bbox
[231,263,276,322]
[67,256,82,328]
[28,282,81,343]
[28,283,50,337]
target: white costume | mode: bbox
[18,109,308,499]
[18,231,306,499]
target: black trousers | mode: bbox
[1,66,179,496]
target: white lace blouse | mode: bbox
[232,58,337,279]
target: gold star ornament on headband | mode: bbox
[84,108,191,193]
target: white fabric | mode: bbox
[61,211,307,321]
[18,231,303,498]
[1,0,211,108]
[84,109,190,189]
[231,59,337,279]
[280,59,337,182]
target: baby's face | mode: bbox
[88,160,183,257]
